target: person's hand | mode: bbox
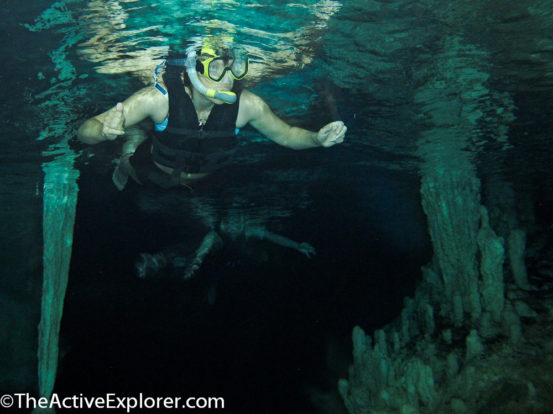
[316,120,347,147]
[102,102,126,140]
[297,242,316,258]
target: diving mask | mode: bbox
[164,45,248,104]
[196,46,249,82]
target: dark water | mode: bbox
[59,143,429,412]
[1,0,553,413]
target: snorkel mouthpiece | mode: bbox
[185,51,237,104]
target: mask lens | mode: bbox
[203,48,249,81]
[230,59,248,79]
[208,58,227,80]
[230,48,248,79]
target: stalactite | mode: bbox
[35,165,79,413]
[25,4,84,410]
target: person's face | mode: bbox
[198,69,234,91]
[196,70,234,105]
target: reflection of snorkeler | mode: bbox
[136,209,316,281]
[77,38,347,189]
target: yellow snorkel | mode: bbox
[185,50,237,104]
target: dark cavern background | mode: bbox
[1,1,553,413]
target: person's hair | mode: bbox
[162,52,189,89]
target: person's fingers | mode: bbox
[338,127,348,142]
[102,103,126,138]
[335,124,346,141]
[104,127,125,136]
[332,122,346,137]
[319,122,346,146]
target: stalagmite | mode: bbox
[423,304,435,337]
[503,302,523,347]
[477,206,505,323]
[337,29,524,413]
[465,330,484,363]
[509,230,531,290]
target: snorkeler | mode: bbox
[77,38,347,188]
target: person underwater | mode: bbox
[77,38,347,188]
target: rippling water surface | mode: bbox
[76,1,342,82]
[5,0,553,177]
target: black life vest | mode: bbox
[151,80,241,174]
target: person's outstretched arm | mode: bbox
[245,224,316,258]
[237,90,347,150]
[183,230,224,279]
[77,86,168,145]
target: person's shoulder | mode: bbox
[132,85,169,120]
[133,85,168,104]
[236,89,272,127]
[239,89,268,112]
[240,88,261,102]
